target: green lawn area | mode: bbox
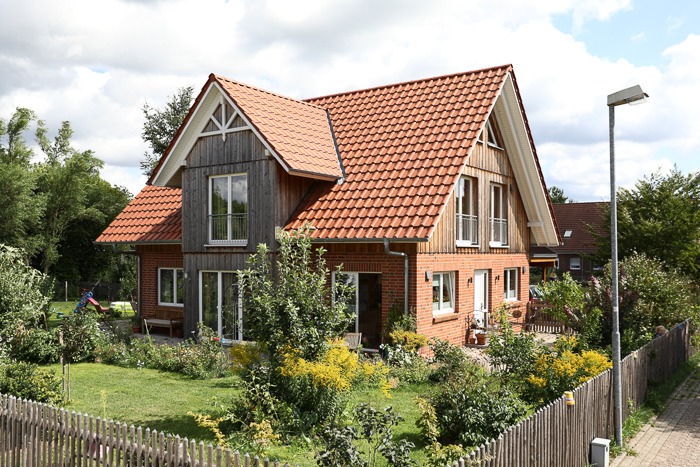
[49,363,240,443]
[45,362,431,465]
[48,301,136,328]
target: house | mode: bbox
[96,64,560,348]
[545,202,606,282]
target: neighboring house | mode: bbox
[532,202,606,282]
[97,64,560,348]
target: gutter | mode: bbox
[383,239,409,316]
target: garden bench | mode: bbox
[142,309,184,338]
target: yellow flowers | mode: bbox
[279,339,391,396]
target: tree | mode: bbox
[0,107,37,165]
[140,86,194,177]
[548,185,572,204]
[595,167,700,281]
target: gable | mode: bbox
[151,74,343,187]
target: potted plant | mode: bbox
[476,332,487,346]
[130,314,141,334]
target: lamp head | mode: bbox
[608,85,648,107]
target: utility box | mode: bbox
[590,438,610,467]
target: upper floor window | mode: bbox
[209,173,248,244]
[432,272,455,315]
[490,183,508,247]
[570,257,581,270]
[159,268,184,306]
[504,268,518,300]
[486,120,503,149]
[456,176,478,246]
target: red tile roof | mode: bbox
[551,202,607,254]
[287,65,511,240]
[213,75,342,180]
[95,185,182,243]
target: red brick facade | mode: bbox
[136,244,183,320]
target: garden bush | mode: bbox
[0,361,63,405]
[428,338,487,384]
[61,311,102,363]
[9,327,60,363]
[487,306,537,388]
[428,381,526,448]
[523,336,611,404]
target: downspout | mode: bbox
[383,239,409,316]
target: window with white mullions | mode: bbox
[432,272,455,314]
[209,173,248,244]
[200,270,245,343]
[456,176,478,246]
[158,268,184,306]
[504,268,518,300]
[490,183,508,246]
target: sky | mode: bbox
[0,0,698,202]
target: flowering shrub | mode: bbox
[388,330,428,352]
[524,336,611,404]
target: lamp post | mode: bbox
[607,84,648,446]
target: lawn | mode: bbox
[49,363,240,442]
[45,362,432,465]
[47,301,136,328]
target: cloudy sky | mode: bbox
[1,0,698,201]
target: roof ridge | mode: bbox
[304,64,512,102]
[211,73,328,112]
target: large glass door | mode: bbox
[473,270,489,328]
[333,272,383,349]
[200,271,244,343]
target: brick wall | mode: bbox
[136,244,183,320]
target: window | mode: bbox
[158,268,183,306]
[490,183,508,246]
[564,230,573,238]
[200,271,246,343]
[570,257,581,270]
[209,173,248,244]
[432,272,455,314]
[456,176,478,246]
[504,268,518,300]
[486,120,503,149]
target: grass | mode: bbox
[47,301,135,329]
[611,350,700,457]
[48,363,240,442]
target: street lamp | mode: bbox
[608,84,648,447]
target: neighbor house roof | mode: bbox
[95,185,182,244]
[550,202,606,254]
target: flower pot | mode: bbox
[476,333,487,345]
[468,337,476,345]
[132,325,140,334]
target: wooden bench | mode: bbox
[142,309,184,338]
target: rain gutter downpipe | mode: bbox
[383,239,409,316]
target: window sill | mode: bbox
[205,241,248,248]
[432,312,458,324]
[157,303,184,308]
[489,242,509,249]
[456,241,479,248]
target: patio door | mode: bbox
[200,271,245,343]
[473,270,489,328]
[333,272,382,349]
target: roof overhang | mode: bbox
[492,73,560,247]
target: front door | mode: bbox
[334,272,383,349]
[473,270,489,328]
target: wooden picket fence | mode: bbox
[0,397,291,467]
[458,319,693,466]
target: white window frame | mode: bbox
[208,173,248,246]
[486,120,503,150]
[199,270,244,344]
[570,257,581,270]
[158,267,184,307]
[456,176,478,247]
[489,183,508,247]
[432,272,455,315]
[503,268,518,301]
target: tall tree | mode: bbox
[595,167,700,281]
[0,109,42,252]
[140,86,194,177]
[548,185,572,204]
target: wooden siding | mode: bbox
[420,141,529,254]
[180,129,314,334]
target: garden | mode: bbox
[0,226,699,466]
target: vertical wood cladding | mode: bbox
[180,130,313,334]
[420,141,529,254]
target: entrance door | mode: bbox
[473,270,489,328]
[334,272,382,349]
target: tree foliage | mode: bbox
[140,86,194,177]
[548,185,573,204]
[596,167,700,281]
